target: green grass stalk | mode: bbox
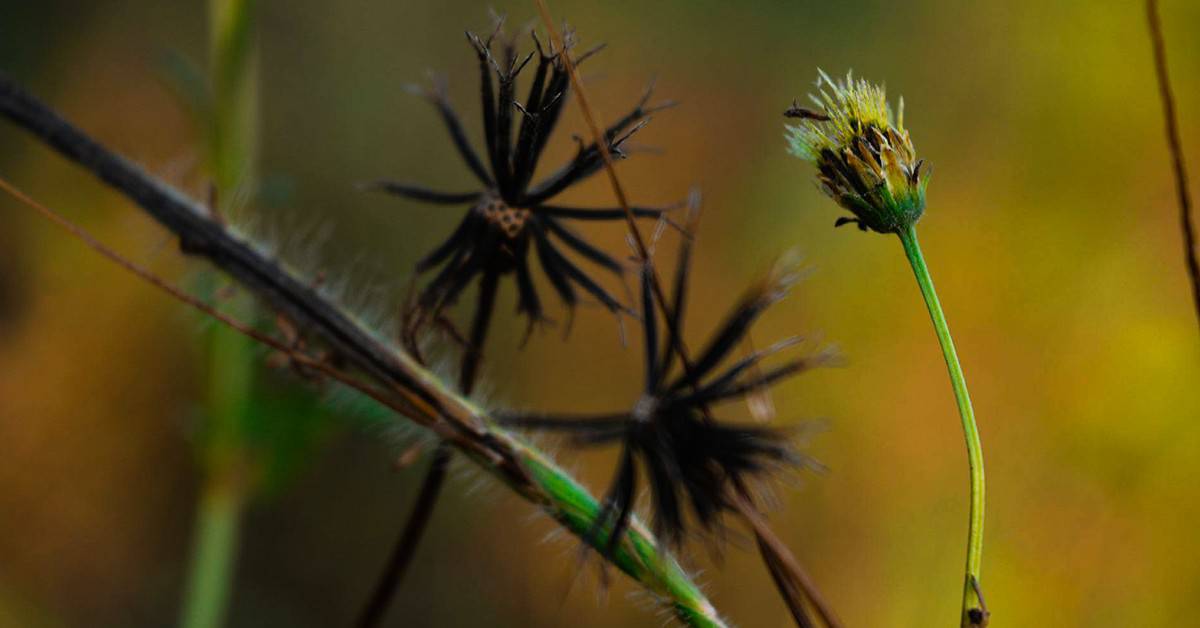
[898,225,986,626]
[179,1,260,626]
[180,471,246,628]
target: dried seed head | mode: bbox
[502,241,828,552]
[368,18,680,392]
[785,70,929,234]
[372,24,678,317]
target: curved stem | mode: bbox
[897,226,987,627]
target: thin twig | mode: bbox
[1147,0,1200,330]
[532,0,704,394]
[531,3,834,626]
[734,495,842,628]
[355,445,452,628]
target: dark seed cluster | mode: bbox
[378,16,821,559]
[367,21,674,392]
[502,230,824,552]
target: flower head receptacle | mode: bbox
[785,70,928,234]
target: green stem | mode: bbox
[209,0,259,199]
[385,353,725,626]
[180,476,245,628]
[179,3,260,627]
[897,225,986,626]
[518,449,725,627]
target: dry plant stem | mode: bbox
[532,2,832,625]
[1147,0,1200,330]
[356,449,453,628]
[357,243,498,627]
[358,431,457,627]
[898,226,986,627]
[532,0,684,363]
[734,496,841,628]
[0,75,726,628]
[355,445,451,628]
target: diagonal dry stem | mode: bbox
[1147,0,1200,331]
[355,444,452,628]
[0,74,726,628]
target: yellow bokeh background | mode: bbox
[2,1,1199,626]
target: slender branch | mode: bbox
[532,3,833,625]
[1147,0,1200,330]
[734,495,841,628]
[0,74,726,628]
[532,0,698,387]
[355,445,451,628]
[898,226,987,628]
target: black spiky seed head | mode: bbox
[365,18,677,392]
[503,225,829,552]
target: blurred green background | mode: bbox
[2,1,1200,626]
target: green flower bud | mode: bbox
[785,70,929,234]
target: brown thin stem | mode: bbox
[1148,0,1200,330]
[355,444,452,628]
[532,0,705,394]
[532,3,834,626]
[733,494,841,628]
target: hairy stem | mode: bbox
[0,74,726,628]
[898,226,987,627]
